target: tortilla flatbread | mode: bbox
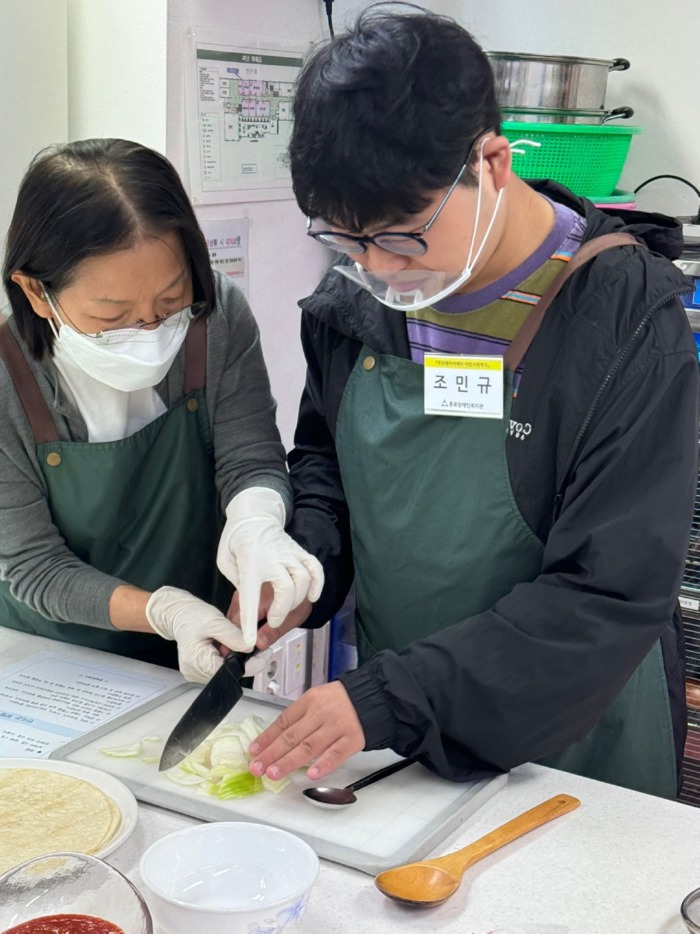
[0,768,121,873]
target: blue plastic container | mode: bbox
[328,587,357,680]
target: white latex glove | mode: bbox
[216,487,324,649]
[146,586,251,683]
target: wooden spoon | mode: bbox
[375,793,580,907]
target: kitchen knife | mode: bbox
[159,647,268,772]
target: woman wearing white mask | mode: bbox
[0,138,322,682]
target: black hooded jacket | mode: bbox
[287,181,698,784]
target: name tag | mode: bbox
[423,354,504,419]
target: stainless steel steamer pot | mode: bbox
[486,52,630,112]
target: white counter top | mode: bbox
[2,629,698,934]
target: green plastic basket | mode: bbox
[588,188,636,205]
[502,121,643,197]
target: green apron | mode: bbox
[334,234,677,798]
[0,318,230,667]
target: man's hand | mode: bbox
[227,586,313,650]
[248,681,365,781]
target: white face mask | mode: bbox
[335,137,540,312]
[43,287,192,392]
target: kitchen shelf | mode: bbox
[680,417,700,805]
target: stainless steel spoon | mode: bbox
[303,757,416,808]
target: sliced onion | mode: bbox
[100,717,290,797]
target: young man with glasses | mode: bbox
[246,5,698,798]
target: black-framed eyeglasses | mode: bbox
[90,301,207,338]
[42,282,206,342]
[306,160,469,257]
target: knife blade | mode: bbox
[159,647,264,772]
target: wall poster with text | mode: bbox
[185,28,306,204]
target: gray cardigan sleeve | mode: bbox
[0,272,291,629]
[204,273,292,515]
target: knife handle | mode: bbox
[223,646,259,679]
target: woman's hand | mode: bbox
[145,586,251,681]
[217,488,323,649]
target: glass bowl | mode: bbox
[139,821,319,934]
[0,852,152,933]
[682,886,700,933]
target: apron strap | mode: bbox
[0,321,59,444]
[184,314,207,393]
[504,232,641,373]
[0,312,209,445]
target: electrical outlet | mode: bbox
[309,623,330,687]
[283,630,308,695]
[252,644,283,696]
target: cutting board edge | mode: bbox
[307,770,510,874]
[78,767,509,876]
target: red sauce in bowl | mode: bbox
[4,915,124,934]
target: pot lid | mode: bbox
[486,51,622,68]
[502,105,617,118]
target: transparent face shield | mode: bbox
[334,138,540,312]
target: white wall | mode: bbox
[0,0,68,260]
[66,0,168,151]
[166,1,325,450]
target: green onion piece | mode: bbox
[217,772,263,799]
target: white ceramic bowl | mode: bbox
[139,822,319,934]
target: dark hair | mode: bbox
[2,138,216,358]
[290,3,501,232]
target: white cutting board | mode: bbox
[51,685,507,874]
